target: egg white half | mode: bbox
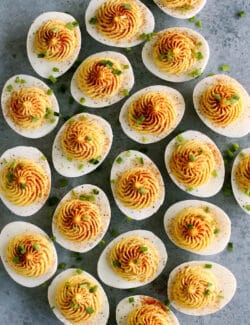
[167,260,237,316]
[164,199,231,255]
[97,229,168,289]
[193,74,250,138]
[231,148,250,215]
[0,146,51,216]
[52,184,111,252]
[1,74,59,138]
[48,268,109,325]
[71,51,134,108]
[27,11,81,78]
[153,0,207,19]
[110,150,165,220]
[52,113,113,177]
[142,27,209,82]
[119,85,185,144]
[116,295,180,325]
[164,130,224,197]
[85,0,155,47]
[0,221,57,287]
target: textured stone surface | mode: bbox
[0,0,250,324]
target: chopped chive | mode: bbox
[92,188,99,195]
[85,135,92,141]
[223,187,232,196]
[14,76,20,83]
[80,97,85,104]
[125,47,132,52]
[78,163,84,170]
[217,294,224,299]
[231,143,239,152]
[238,11,246,17]
[135,115,145,125]
[116,157,123,164]
[48,75,57,83]
[138,187,147,195]
[125,150,131,157]
[129,297,134,303]
[244,204,250,211]
[137,157,144,165]
[214,228,220,234]
[123,3,132,9]
[111,229,119,237]
[79,282,90,288]
[59,179,69,187]
[123,64,129,69]
[176,134,184,142]
[187,224,194,229]
[76,268,83,274]
[197,41,203,46]
[86,307,94,314]
[227,242,233,252]
[193,51,203,60]
[167,49,174,61]
[204,264,212,268]
[214,93,222,101]
[244,188,250,196]
[65,21,79,30]
[58,262,66,270]
[51,27,58,33]
[126,216,132,222]
[47,89,53,95]
[50,235,56,242]
[32,116,39,122]
[204,289,210,296]
[12,256,20,263]
[186,186,194,192]
[139,32,156,42]
[18,244,26,254]
[99,239,105,246]
[53,112,61,117]
[113,260,121,267]
[220,64,230,72]
[204,206,210,212]
[20,79,26,84]
[32,243,40,251]
[123,89,129,96]
[207,73,215,76]
[212,170,218,177]
[50,306,55,310]
[89,285,98,293]
[52,67,59,72]
[188,16,196,22]
[37,53,46,58]
[189,68,202,78]
[88,158,100,165]
[189,153,196,162]
[6,84,13,92]
[112,69,122,75]
[226,149,234,159]
[164,299,171,308]
[89,17,98,24]
[140,246,148,253]
[100,60,113,68]
[180,4,191,11]
[196,20,202,28]
[88,195,95,202]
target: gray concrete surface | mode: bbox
[0,0,249,324]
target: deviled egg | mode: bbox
[0,146,51,216]
[52,184,111,252]
[142,27,209,82]
[27,11,81,78]
[0,221,57,287]
[119,85,185,144]
[231,148,250,215]
[116,295,179,325]
[71,51,134,108]
[1,74,59,138]
[48,268,109,325]
[52,113,113,177]
[167,260,237,315]
[164,130,224,197]
[110,150,165,220]
[153,0,207,19]
[85,0,155,47]
[164,200,231,255]
[193,74,250,138]
[97,229,167,289]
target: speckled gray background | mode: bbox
[0,0,250,324]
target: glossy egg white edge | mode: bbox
[119,85,185,144]
[231,148,250,215]
[71,51,134,108]
[52,184,111,252]
[0,146,51,217]
[153,0,207,19]
[116,295,180,325]
[142,27,209,82]
[27,11,81,78]
[97,229,168,289]
[164,130,225,197]
[48,268,109,325]
[110,150,165,220]
[193,74,250,138]
[85,0,155,48]
[1,74,60,138]
[167,260,237,316]
[163,199,231,255]
[0,221,57,288]
[52,113,113,177]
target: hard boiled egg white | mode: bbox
[164,199,231,255]
[193,74,250,138]
[167,260,237,316]
[164,130,224,197]
[142,27,209,82]
[0,221,57,287]
[1,74,59,138]
[71,51,134,108]
[116,295,179,325]
[27,11,81,78]
[52,184,111,252]
[119,85,185,144]
[52,113,113,177]
[97,229,167,289]
[85,0,155,48]
[110,150,165,220]
[48,268,109,325]
[231,148,250,215]
[153,0,207,19]
[0,146,51,217]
